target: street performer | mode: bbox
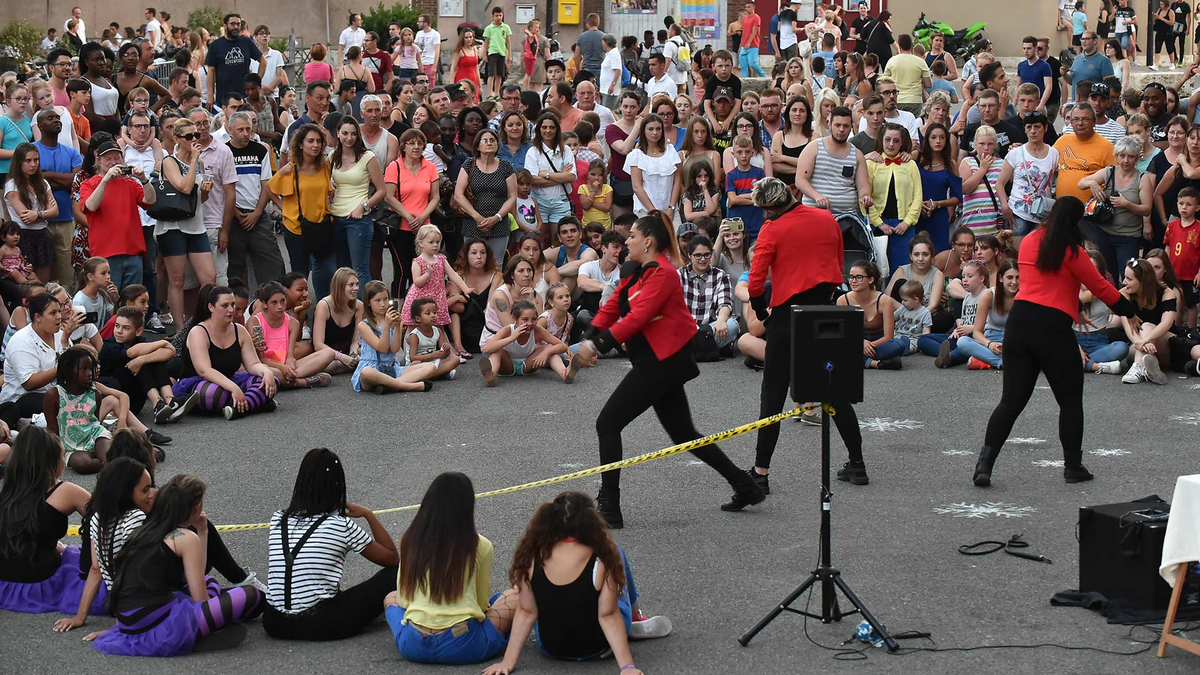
[745,177,871,491]
[574,211,766,529]
[974,197,1135,486]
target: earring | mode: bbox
[643,246,650,254]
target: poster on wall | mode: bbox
[680,0,718,41]
[439,0,463,17]
[797,0,816,21]
[610,0,658,13]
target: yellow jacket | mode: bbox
[865,158,923,227]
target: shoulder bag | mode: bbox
[535,145,572,200]
[370,158,402,237]
[145,155,199,222]
[977,159,1007,230]
[294,168,335,255]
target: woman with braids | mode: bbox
[263,448,399,641]
[974,197,1136,487]
[483,492,672,675]
[383,472,518,664]
[85,474,264,655]
[0,427,107,615]
[573,211,765,528]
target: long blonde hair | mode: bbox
[328,267,359,316]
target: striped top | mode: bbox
[802,137,860,215]
[89,509,147,588]
[266,511,373,613]
[960,156,1005,237]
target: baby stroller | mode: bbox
[835,211,878,293]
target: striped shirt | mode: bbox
[266,511,373,613]
[90,509,146,588]
[960,156,1005,237]
[802,137,860,215]
[679,265,733,324]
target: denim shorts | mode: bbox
[158,229,211,257]
[535,194,574,225]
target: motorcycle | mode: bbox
[914,12,988,62]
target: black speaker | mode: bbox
[790,306,864,404]
[1079,498,1200,612]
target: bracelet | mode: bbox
[620,665,637,671]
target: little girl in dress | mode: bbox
[0,221,35,284]
[400,224,473,332]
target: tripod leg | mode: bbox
[830,575,899,652]
[738,573,820,646]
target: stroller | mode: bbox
[835,211,878,294]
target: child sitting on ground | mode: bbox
[99,306,196,424]
[405,298,461,379]
[45,346,122,473]
[479,300,579,386]
[353,281,438,393]
[247,281,336,389]
[893,280,933,356]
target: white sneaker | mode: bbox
[629,614,673,640]
[1096,361,1122,374]
[444,369,457,380]
[235,568,269,594]
[1121,363,1146,384]
[159,312,174,326]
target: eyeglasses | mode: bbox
[847,274,867,282]
[880,90,898,96]
[736,123,755,129]
[691,251,713,259]
[130,98,149,104]
[52,61,72,67]
[953,241,972,248]
[130,123,151,129]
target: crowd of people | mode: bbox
[1,0,1200,667]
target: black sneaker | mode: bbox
[836,462,869,485]
[720,472,767,511]
[144,313,167,334]
[746,467,770,495]
[261,399,279,413]
[153,400,171,425]
[1188,359,1200,377]
[743,356,764,371]
[145,428,172,445]
[168,392,199,423]
[1064,464,1094,483]
[876,358,902,370]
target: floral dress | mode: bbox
[70,171,92,269]
[400,254,451,326]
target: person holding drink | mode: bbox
[158,117,218,326]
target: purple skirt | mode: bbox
[0,545,109,614]
[93,591,198,657]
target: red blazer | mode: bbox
[592,253,697,361]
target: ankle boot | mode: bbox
[597,486,624,529]
[973,446,1000,486]
[720,471,767,512]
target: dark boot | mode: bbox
[597,486,624,529]
[1063,464,1094,483]
[973,446,1000,486]
[720,471,767,512]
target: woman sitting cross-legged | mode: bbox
[247,281,337,389]
[351,280,437,394]
[1076,250,1132,375]
[312,267,363,375]
[384,472,519,664]
[0,427,108,615]
[953,259,1020,370]
[479,299,578,386]
[837,260,905,370]
[263,448,400,641]
[173,285,279,420]
[482,491,671,675]
[1119,258,1179,384]
[85,474,265,655]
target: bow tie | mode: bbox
[884,157,903,166]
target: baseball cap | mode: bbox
[1088,82,1110,98]
[545,58,566,71]
[713,86,734,102]
[446,83,468,100]
[676,221,698,237]
[95,141,123,157]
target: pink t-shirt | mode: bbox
[384,158,439,232]
[304,61,336,85]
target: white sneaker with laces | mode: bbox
[1096,361,1122,374]
[235,568,269,594]
[1121,363,1146,384]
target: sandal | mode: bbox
[457,350,472,360]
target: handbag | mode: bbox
[294,169,334,255]
[977,159,1007,229]
[145,156,198,222]
[1084,166,1118,225]
[1030,164,1056,220]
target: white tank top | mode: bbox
[361,126,391,174]
[89,80,118,116]
[503,323,538,360]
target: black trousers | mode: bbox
[0,392,47,427]
[107,360,173,413]
[754,288,863,470]
[983,301,1084,466]
[381,228,416,298]
[263,565,397,641]
[596,347,743,491]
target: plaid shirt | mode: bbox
[678,264,733,325]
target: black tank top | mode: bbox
[181,324,243,379]
[1136,286,1177,325]
[0,482,68,583]
[321,299,355,352]
[113,539,185,612]
[530,553,607,658]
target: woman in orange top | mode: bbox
[383,128,440,297]
[574,211,764,529]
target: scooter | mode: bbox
[914,12,988,61]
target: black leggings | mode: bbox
[983,301,1084,466]
[110,360,172,413]
[1156,27,1177,56]
[596,349,743,491]
[381,228,416,298]
[754,288,863,470]
[263,565,397,640]
[205,525,248,583]
[0,391,47,427]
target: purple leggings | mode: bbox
[173,370,274,414]
[195,577,263,638]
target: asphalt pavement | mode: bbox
[3,354,1200,674]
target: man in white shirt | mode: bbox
[663,23,690,90]
[253,24,288,96]
[598,34,623,109]
[415,14,441,82]
[41,29,57,55]
[574,81,614,140]
[144,8,162,50]
[64,7,85,40]
[644,53,678,101]
[338,13,366,66]
[576,231,622,310]
[858,76,920,140]
[777,0,800,60]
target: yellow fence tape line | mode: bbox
[65,403,832,536]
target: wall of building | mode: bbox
[888,0,1067,59]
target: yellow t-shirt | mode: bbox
[396,535,493,630]
[883,54,932,105]
[267,164,333,235]
[1053,133,1115,203]
[579,182,613,230]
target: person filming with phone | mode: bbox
[79,141,157,290]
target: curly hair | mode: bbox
[508,492,625,592]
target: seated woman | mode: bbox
[263,448,399,641]
[482,491,671,675]
[919,260,991,367]
[954,259,1019,370]
[838,260,905,369]
[0,293,73,427]
[1120,258,1178,384]
[173,285,279,420]
[453,238,501,356]
[0,427,107,615]
[479,299,576,386]
[312,267,363,375]
[1076,250,1131,374]
[250,272,316,359]
[735,271,769,369]
[352,280,437,394]
[932,226,976,288]
[885,233,946,322]
[49,283,102,352]
[481,256,542,351]
[946,231,1010,299]
[515,232,559,300]
[86,474,264,655]
[384,472,518,664]
[247,282,336,389]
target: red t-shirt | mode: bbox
[742,14,762,49]
[79,175,148,258]
[1166,219,1200,281]
[1015,227,1121,319]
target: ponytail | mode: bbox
[635,210,683,268]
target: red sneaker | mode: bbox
[968,357,994,370]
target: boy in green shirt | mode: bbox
[481,6,513,99]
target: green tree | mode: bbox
[360,3,423,38]
[0,20,46,60]
[187,6,226,36]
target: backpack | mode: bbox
[670,36,691,73]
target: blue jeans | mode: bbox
[282,228,337,298]
[1076,330,1130,369]
[1013,215,1039,236]
[334,216,374,290]
[386,595,508,665]
[1119,33,1131,52]
[864,334,907,366]
[535,545,638,660]
[916,332,970,366]
[1079,220,1141,286]
[708,317,740,349]
[881,218,915,277]
[957,328,1005,368]
[106,253,143,289]
[739,46,766,77]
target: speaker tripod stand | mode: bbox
[738,376,898,651]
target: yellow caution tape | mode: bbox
[65,403,833,536]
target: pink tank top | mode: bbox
[255,312,289,363]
